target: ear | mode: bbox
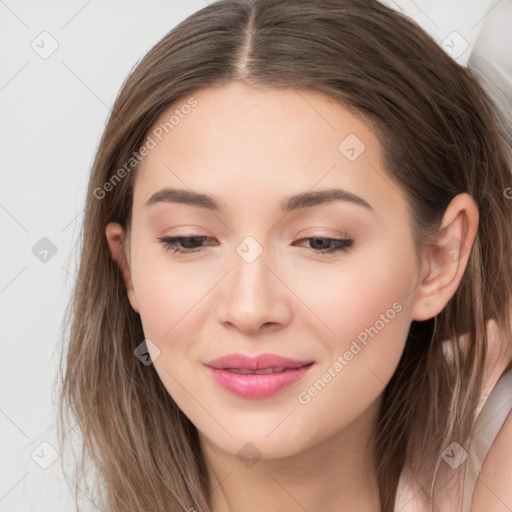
[410,193,479,322]
[105,222,139,313]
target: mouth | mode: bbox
[204,353,315,398]
[221,365,312,375]
[205,352,314,371]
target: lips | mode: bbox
[204,353,315,398]
[226,367,290,375]
[204,353,314,372]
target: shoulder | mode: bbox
[470,398,512,510]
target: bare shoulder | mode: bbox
[470,408,512,511]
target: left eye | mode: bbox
[159,235,355,256]
[293,237,354,254]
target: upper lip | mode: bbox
[205,353,314,371]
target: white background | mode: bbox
[0,0,507,510]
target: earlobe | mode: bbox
[105,222,139,313]
[410,193,479,322]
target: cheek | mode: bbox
[129,239,212,344]
[284,249,414,345]
[289,256,413,438]
[131,255,213,398]
[288,249,415,403]
[327,268,409,346]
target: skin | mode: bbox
[106,82,479,511]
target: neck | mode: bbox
[200,396,382,512]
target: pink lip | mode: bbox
[204,353,314,399]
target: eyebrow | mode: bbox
[145,187,373,212]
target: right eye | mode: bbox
[158,235,218,255]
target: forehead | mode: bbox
[133,82,407,219]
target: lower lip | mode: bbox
[205,364,314,398]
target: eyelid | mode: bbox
[294,228,351,239]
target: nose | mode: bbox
[216,245,291,335]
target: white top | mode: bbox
[461,367,512,510]
[394,365,512,511]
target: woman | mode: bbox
[57,0,512,510]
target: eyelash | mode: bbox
[157,235,354,255]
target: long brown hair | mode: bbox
[56,1,512,510]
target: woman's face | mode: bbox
[111,82,426,459]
